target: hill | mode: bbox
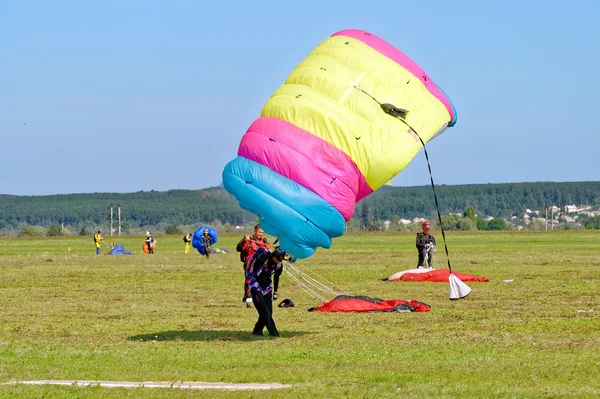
[1,181,600,233]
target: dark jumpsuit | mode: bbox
[416,232,436,267]
[247,249,283,337]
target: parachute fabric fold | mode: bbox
[108,244,132,255]
[308,295,431,313]
[386,268,490,283]
[223,29,457,258]
[450,274,472,300]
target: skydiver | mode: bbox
[236,224,270,307]
[145,231,155,254]
[94,230,103,255]
[201,229,213,258]
[183,232,193,254]
[246,247,286,337]
[416,221,436,268]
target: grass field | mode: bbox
[0,231,598,398]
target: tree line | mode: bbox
[2,181,600,235]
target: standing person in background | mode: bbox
[183,233,193,254]
[94,230,103,255]
[145,231,155,254]
[236,224,270,307]
[416,221,436,268]
[201,229,213,259]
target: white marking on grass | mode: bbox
[3,380,292,390]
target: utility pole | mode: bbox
[551,206,554,231]
[118,205,121,236]
[110,205,113,237]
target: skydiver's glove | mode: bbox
[273,292,279,300]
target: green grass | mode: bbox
[0,231,598,398]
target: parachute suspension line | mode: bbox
[283,261,347,303]
[353,86,453,273]
[284,267,328,303]
[391,117,454,274]
[285,262,345,298]
[286,261,347,296]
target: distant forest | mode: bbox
[1,181,600,235]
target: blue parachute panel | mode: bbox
[222,156,346,259]
[108,244,132,255]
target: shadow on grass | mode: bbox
[127,329,312,342]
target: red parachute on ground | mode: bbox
[308,295,431,313]
[384,268,490,283]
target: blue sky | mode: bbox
[1,0,599,196]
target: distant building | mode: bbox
[564,205,577,213]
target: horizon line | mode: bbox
[3,179,600,198]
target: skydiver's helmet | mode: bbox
[145,231,150,236]
[422,221,431,232]
[203,229,209,235]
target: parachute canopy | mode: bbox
[308,295,431,313]
[192,226,218,255]
[142,241,156,254]
[385,268,490,283]
[223,29,457,259]
[108,244,132,255]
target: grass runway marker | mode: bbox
[3,380,292,390]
